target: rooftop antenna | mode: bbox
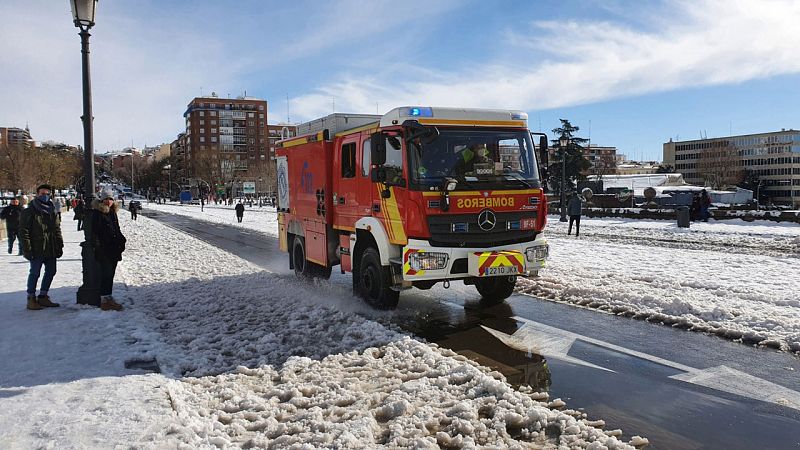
[200,86,203,97]
[286,93,290,123]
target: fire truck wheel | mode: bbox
[292,237,331,279]
[474,276,516,305]
[293,237,312,278]
[358,248,399,310]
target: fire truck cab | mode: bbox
[276,106,549,309]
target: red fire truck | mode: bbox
[276,106,550,309]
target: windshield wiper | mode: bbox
[503,174,534,188]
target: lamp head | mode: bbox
[559,137,569,148]
[71,0,98,30]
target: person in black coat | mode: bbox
[235,201,245,223]
[73,198,86,230]
[92,190,127,311]
[0,197,23,254]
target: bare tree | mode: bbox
[697,141,743,189]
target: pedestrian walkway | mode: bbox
[0,226,131,387]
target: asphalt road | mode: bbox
[141,209,800,450]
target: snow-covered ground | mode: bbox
[0,210,642,448]
[526,216,800,353]
[143,202,800,354]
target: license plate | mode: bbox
[482,265,519,276]
[468,251,525,277]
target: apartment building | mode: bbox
[663,129,800,206]
[583,145,618,175]
[183,94,269,195]
[0,126,32,148]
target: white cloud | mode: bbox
[289,0,800,121]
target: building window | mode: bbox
[248,112,255,118]
[199,111,204,117]
[200,120,205,125]
[211,120,217,125]
[211,128,217,134]
[248,121,255,126]
[211,137,217,143]
[259,114,264,119]
[259,105,264,111]
[200,137,205,143]
[210,111,216,117]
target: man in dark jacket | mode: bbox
[567,192,585,237]
[235,201,245,223]
[73,198,86,230]
[0,196,23,255]
[92,189,126,311]
[19,184,63,310]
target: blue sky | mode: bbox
[1,0,799,161]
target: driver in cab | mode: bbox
[455,143,491,177]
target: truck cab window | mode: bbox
[384,136,403,184]
[342,142,356,178]
[362,139,371,177]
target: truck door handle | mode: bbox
[338,197,345,205]
[372,203,381,213]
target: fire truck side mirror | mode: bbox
[537,135,549,166]
[370,132,386,166]
[371,167,386,183]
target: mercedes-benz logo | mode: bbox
[477,209,496,231]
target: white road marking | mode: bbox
[480,316,800,412]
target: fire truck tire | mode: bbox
[357,248,399,310]
[475,276,516,305]
[292,237,331,279]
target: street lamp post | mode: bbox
[71,0,101,307]
[559,136,569,222]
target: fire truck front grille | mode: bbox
[427,212,538,248]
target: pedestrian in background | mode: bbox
[0,196,23,255]
[19,184,63,310]
[129,200,140,221]
[699,189,712,222]
[92,190,126,311]
[53,196,63,221]
[567,192,584,237]
[235,201,245,223]
[73,198,86,231]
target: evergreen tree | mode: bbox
[547,119,590,196]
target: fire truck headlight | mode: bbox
[409,252,449,271]
[525,245,549,262]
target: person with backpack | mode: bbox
[19,184,63,310]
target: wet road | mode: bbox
[141,209,800,449]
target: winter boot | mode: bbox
[37,294,60,308]
[27,295,42,311]
[100,296,123,311]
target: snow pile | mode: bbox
[165,337,640,449]
[523,218,800,353]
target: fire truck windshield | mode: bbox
[409,129,540,190]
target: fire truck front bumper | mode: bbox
[400,237,549,282]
